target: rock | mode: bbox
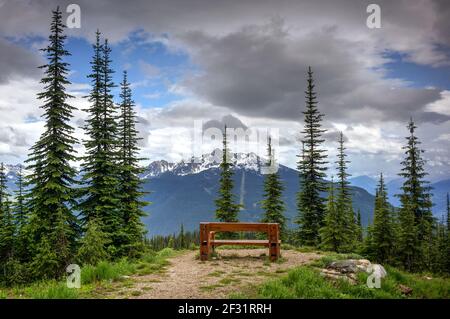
[320,269,357,284]
[327,259,372,274]
[327,260,359,273]
[398,284,413,295]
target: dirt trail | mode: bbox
[112,249,321,299]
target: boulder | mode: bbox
[327,259,372,274]
[322,259,387,286]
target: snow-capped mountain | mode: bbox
[141,151,266,178]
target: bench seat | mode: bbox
[200,222,281,261]
[211,239,281,246]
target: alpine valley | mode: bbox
[3,153,448,236]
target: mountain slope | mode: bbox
[141,154,376,236]
[2,156,377,237]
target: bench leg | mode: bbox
[268,224,280,262]
[200,224,210,261]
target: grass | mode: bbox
[0,248,177,299]
[233,254,450,299]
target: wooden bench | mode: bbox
[199,222,281,261]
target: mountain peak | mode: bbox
[141,152,265,178]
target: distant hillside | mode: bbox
[2,155,378,237]
[140,153,376,236]
[349,175,450,218]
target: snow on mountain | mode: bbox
[141,151,266,178]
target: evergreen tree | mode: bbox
[397,119,433,271]
[335,132,355,250]
[260,136,286,238]
[76,218,110,266]
[446,193,450,273]
[79,31,121,254]
[370,173,396,264]
[296,67,327,246]
[356,209,363,243]
[215,126,240,222]
[319,178,341,251]
[117,70,148,257]
[179,224,185,249]
[25,8,79,278]
[13,165,29,260]
[0,164,15,263]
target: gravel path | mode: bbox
[112,249,321,299]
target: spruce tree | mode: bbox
[79,32,121,255]
[0,163,15,263]
[117,70,148,257]
[296,67,327,246]
[260,136,286,238]
[13,165,29,261]
[25,8,79,278]
[356,209,363,243]
[370,173,395,264]
[446,193,450,273]
[215,126,240,222]
[335,132,355,250]
[319,178,341,251]
[76,218,110,266]
[397,119,433,271]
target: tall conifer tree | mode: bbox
[0,163,15,263]
[370,173,395,263]
[215,126,240,222]
[13,165,29,260]
[117,71,148,256]
[260,136,286,238]
[296,67,327,245]
[79,32,121,253]
[25,8,79,278]
[397,119,433,271]
[335,132,355,250]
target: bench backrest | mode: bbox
[200,222,278,233]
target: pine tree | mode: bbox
[446,193,450,273]
[79,31,121,255]
[76,218,110,266]
[215,126,240,222]
[370,173,396,264]
[397,119,433,271]
[356,209,363,243]
[296,67,327,246]
[0,164,15,263]
[335,132,355,250]
[260,136,286,238]
[319,178,341,251]
[179,224,185,249]
[13,165,29,261]
[25,8,79,278]
[117,70,148,257]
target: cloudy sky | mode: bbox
[0,0,449,181]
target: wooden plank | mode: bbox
[199,222,281,261]
[211,239,279,246]
[200,222,276,233]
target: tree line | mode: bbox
[214,69,449,274]
[0,8,147,285]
